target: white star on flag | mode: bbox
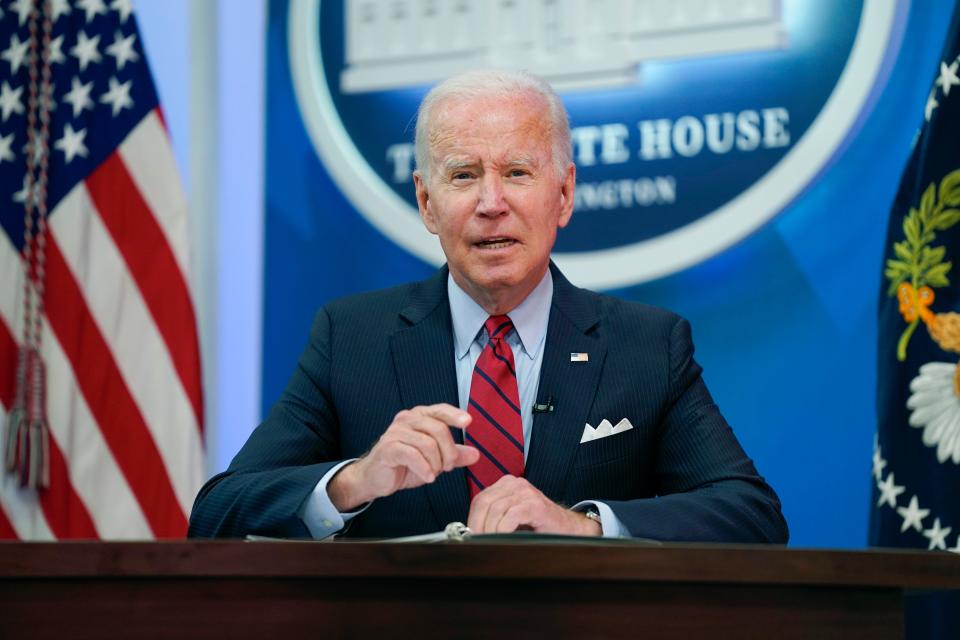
[925,89,939,122]
[936,60,960,97]
[63,76,95,118]
[100,76,134,116]
[55,123,89,163]
[876,472,905,508]
[41,81,57,113]
[48,34,67,65]
[77,0,108,23]
[0,80,24,121]
[71,31,103,71]
[50,0,73,22]
[2,32,30,74]
[12,173,31,204]
[896,495,930,533]
[9,0,32,26]
[922,518,952,551]
[0,131,15,164]
[22,135,43,165]
[110,0,134,23]
[106,31,139,70]
[871,448,887,480]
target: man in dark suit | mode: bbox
[189,70,788,542]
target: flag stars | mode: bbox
[0,80,24,121]
[871,447,887,480]
[76,0,108,23]
[110,0,134,23]
[2,33,30,74]
[22,134,43,165]
[71,31,102,71]
[9,0,33,26]
[936,60,960,97]
[47,35,66,66]
[50,0,73,22]
[63,77,95,118]
[876,472,905,508]
[922,518,952,551]
[41,81,56,113]
[100,76,133,116]
[925,89,938,122]
[106,31,139,70]
[0,132,14,164]
[55,123,89,163]
[896,495,929,533]
[13,173,31,204]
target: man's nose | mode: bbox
[476,174,508,217]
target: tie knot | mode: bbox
[484,315,513,341]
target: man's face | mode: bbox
[414,93,575,312]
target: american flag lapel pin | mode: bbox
[570,352,589,362]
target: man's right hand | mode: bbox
[327,404,479,512]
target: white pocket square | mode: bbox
[580,418,634,443]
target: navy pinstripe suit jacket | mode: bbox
[189,265,788,542]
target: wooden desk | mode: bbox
[1,541,958,639]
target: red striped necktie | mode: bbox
[466,315,524,499]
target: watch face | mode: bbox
[288,0,904,288]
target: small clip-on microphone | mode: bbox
[532,395,555,413]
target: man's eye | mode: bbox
[452,172,472,180]
[509,169,528,177]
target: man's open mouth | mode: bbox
[475,237,516,249]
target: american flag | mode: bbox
[0,0,203,539]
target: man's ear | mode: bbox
[414,171,438,234]
[557,163,576,229]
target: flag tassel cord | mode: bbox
[5,0,53,491]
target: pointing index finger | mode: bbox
[419,403,471,430]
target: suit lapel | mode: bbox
[389,267,470,526]
[525,265,606,501]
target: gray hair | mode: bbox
[413,69,573,181]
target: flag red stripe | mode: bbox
[0,506,17,540]
[0,315,15,408]
[38,434,100,539]
[1,315,98,539]
[0,316,20,539]
[43,235,188,537]
[85,154,204,430]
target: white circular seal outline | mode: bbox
[288,0,897,289]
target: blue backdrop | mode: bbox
[262,0,955,547]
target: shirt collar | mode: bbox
[448,268,553,362]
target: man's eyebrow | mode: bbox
[439,155,539,173]
[506,156,537,168]
[440,158,478,172]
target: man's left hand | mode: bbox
[467,476,602,536]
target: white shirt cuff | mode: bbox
[571,500,627,538]
[299,459,369,539]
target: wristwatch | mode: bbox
[583,509,602,526]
